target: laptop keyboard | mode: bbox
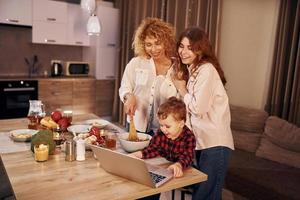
[149,171,166,184]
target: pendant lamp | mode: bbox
[87,14,101,36]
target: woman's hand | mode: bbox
[172,77,188,97]
[124,94,137,117]
[168,162,183,178]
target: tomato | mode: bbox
[89,126,100,139]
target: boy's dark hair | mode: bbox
[157,97,186,122]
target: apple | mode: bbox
[57,117,69,131]
[51,111,62,122]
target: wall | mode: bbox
[0,24,82,77]
[218,0,280,109]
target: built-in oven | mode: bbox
[0,80,38,119]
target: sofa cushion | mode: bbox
[256,137,300,168]
[230,105,268,133]
[264,116,300,152]
[232,130,261,152]
[226,149,300,200]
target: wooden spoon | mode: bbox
[128,117,138,141]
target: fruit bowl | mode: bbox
[67,124,91,134]
[118,132,151,153]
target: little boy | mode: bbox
[131,97,196,178]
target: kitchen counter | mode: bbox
[0,75,95,81]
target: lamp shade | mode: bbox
[87,14,101,36]
[81,0,96,14]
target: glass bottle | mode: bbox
[27,100,45,129]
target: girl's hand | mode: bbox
[124,94,137,117]
[171,77,188,97]
[168,162,183,178]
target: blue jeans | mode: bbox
[192,146,232,200]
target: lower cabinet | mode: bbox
[73,79,96,114]
[39,78,96,115]
[95,80,115,116]
[39,78,115,117]
[39,79,73,113]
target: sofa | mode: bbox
[225,105,300,200]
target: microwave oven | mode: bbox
[65,61,90,76]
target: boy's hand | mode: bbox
[168,162,183,178]
[128,151,143,159]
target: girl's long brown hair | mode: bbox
[176,27,227,85]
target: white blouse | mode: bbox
[183,63,234,150]
[119,57,178,132]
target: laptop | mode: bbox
[90,145,173,188]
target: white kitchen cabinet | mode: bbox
[32,0,67,23]
[32,0,67,45]
[93,5,120,80]
[32,21,67,45]
[0,0,32,26]
[95,47,118,79]
[67,3,90,46]
[97,5,120,48]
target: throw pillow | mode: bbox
[256,137,300,168]
[230,105,268,133]
[264,116,300,152]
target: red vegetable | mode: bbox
[89,126,100,139]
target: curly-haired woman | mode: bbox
[119,18,178,135]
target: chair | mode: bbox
[171,186,194,200]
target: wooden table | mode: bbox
[0,114,207,200]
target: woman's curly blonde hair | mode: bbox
[132,18,176,58]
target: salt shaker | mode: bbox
[76,138,85,161]
[65,140,76,161]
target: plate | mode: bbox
[83,119,110,128]
[10,129,38,142]
[67,124,91,134]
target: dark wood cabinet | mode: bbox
[95,79,115,116]
[39,78,96,115]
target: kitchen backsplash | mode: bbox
[0,24,83,77]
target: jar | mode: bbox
[34,144,49,162]
[53,126,64,146]
[65,140,76,161]
[27,100,45,129]
[105,132,116,150]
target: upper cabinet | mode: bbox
[32,21,67,44]
[0,0,32,26]
[32,0,67,23]
[32,0,68,45]
[94,5,120,80]
[97,6,120,48]
[32,0,89,46]
[67,4,90,46]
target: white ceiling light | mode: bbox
[81,0,96,14]
[87,14,101,36]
